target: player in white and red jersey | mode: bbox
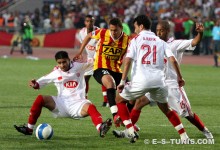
[113,20,213,140]
[14,51,112,138]
[77,15,108,106]
[115,15,189,143]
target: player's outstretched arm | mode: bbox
[74,33,92,61]
[191,23,204,47]
[169,56,185,87]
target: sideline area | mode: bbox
[0,46,215,66]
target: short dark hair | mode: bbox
[55,51,69,60]
[109,18,122,28]
[133,15,151,29]
[157,20,170,31]
[85,14,94,19]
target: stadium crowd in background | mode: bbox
[0,0,220,59]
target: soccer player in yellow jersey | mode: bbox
[74,18,130,122]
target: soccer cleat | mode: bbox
[129,131,139,143]
[100,118,112,138]
[203,128,213,139]
[113,114,123,127]
[112,130,127,138]
[14,124,33,135]
[134,124,140,132]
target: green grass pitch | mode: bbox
[0,58,219,150]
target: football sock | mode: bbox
[166,110,186,135]
[130,109,141,125]
[117,102,134,133]
[107,88,117,116]
[186,113,205,131]
[102,85,108,103]
[28,95,44,127]
[87,104,103,131]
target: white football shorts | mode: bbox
[167,87,192,117]
[146,87,192,117]
[51,96,91,119]
[120,82,168,104]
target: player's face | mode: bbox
[56,58,70,72]
[134,22,141,34]
[156,24,168,41]
[109,24,122,39]
[85,17,94,30]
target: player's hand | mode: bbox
[73,53,83,61]
[195,23,204,33]
[117,84,125,93]
[178,77,185,87]
[29,79,39,89]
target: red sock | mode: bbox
[130,109,141,125]
[117,102,132,129]
[28,95,44,125]
[102,85,108,103]
[166,110,185,135]
[187,113,205,131]
[87,104,103,130]
[85,81,89,99]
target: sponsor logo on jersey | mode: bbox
[103,45,122,60]
[64,81,78,88]
[58,76,62,80]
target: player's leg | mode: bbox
[169,87,213,138]
[101,85,109,107]
[157,102,189,143]
[81,102,112,137]
[14,95,55,135]
[152,87,189,143]
[84,75,91,99]
[93,69,118,118]
[113,95,150,138]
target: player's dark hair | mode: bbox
[55,51,69,60]
[157,20,170,31]
[133,15,151,29]
[109,18,122,28]
[85,14,94,20]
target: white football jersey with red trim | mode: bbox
[78,26,99,59]
[126,30,174,88]
[36,61,92,99]
[165,38,195,87]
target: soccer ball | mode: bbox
[35,123,53,140]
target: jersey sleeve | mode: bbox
[36,70,58,89]
[164,42,174,58]
[173,39,195,51]
[76,31,83,43]
[126,39,137,60]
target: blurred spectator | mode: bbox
[49,4,62,32]
[201,17,214,55]
[183,16,194,39]
[42,2,50,19]
[0,13,5,30]
[64,13,74,29]
[212,19,220,67]
[21,16,33,55]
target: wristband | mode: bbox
[120,80,126,85]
